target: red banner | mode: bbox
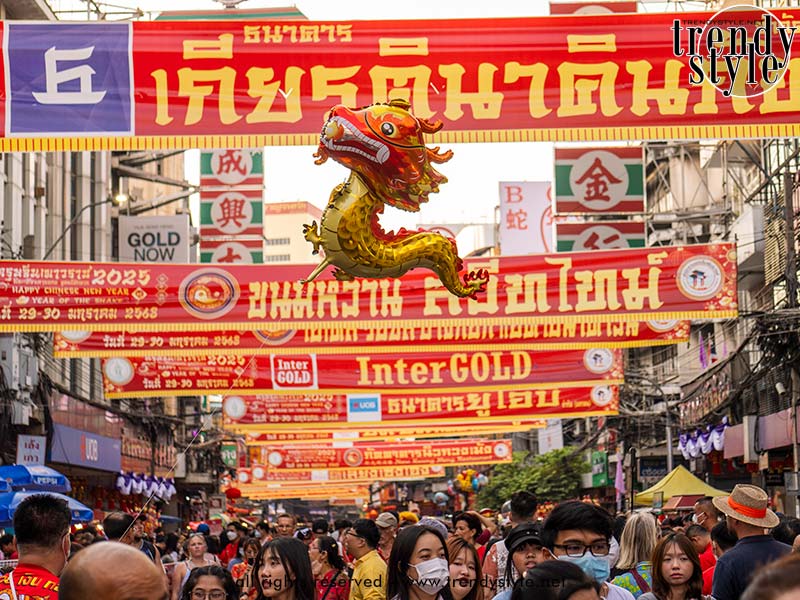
[238,438,512,471]
[237,464,447,483]
[54,319,689,357]
[0,244,737,332]
[2,14,799,152]
[221,384,619,429]
[101,349,623,398]
[242,423,541,444]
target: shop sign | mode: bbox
[592,450,609,486]
[16,435,46,466]
[220,443,238,468]
[118,215,190,263]
[50,424,121,472]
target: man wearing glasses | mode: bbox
[344,519,386,600]
[541,501,634,600]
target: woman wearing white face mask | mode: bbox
[388,525,454,600]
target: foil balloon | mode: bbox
[301,98,489,299]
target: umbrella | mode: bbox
[0,491,93,525]
[0,465,71,493]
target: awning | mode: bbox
[635,465,728,506]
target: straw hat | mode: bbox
[712,484,779,528]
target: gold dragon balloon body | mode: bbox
[301,99,489,298]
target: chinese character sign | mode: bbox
[554,147,644,214]
[498,182,553,255]
[200,148,264,264]
[555,221,646,251]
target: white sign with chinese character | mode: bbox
[16,434,46,466]
[498,182,553,255]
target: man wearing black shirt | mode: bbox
[711,484,790,600]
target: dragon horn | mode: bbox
[427,147,454,164]
[419,117,445,134]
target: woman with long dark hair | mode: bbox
[387,525,454,600]
[231,538,262,600]
[180,565,239,600]
[446,536,483,600]
[309,535,349,600]
[253,537,315,600]
[638,533,712,600]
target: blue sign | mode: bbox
[6,23,133,135]
[50,424,121,472]
[347,394,381,423]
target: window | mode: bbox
[264,254,291,262]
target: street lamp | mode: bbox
[42,195,125,260]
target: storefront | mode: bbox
[47,394,123,516]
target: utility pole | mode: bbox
[786,170,800,517]
[785,170,798,309]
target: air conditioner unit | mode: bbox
[743,414,758,463]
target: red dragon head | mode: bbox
[313,99,453,212]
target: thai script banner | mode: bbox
[222,384,619,429]
[236,463,447,483]
[242,423,542,444]
[101,349,623,398]
[53,319,689,357]
[241,438,512,471]
[1,14,799,152]
[0,244,737,333]
[238,487,369,501]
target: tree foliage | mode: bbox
[476,448,590,509]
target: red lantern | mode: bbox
[225,487,242,500]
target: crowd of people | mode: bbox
[1,482,800,600]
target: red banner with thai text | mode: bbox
[0,244,737,333]
[238,438,512,471]
[236,463,447,483]
[242,423,542,444]
[101,349,623,398]
[2,13,799,152]
[53,319,689,357]
[221,384,619,429]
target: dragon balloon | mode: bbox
[301,99,489,298]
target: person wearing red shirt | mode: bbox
[702,521,737,595]
[687,524,716,571]
[219,522,246,567]
[0,494,72,599]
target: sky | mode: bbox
[53,0,693,231]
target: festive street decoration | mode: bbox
[0,14,798,152]
[678,418,729,460]
[0,244,737,332]
[53,320,690,358]
[101,350,623,398]
[301,100,487,298]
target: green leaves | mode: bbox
[476,448,589,509]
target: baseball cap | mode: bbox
[375,512,398,529]
[196,523,210,534]
[505,522,542,553]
